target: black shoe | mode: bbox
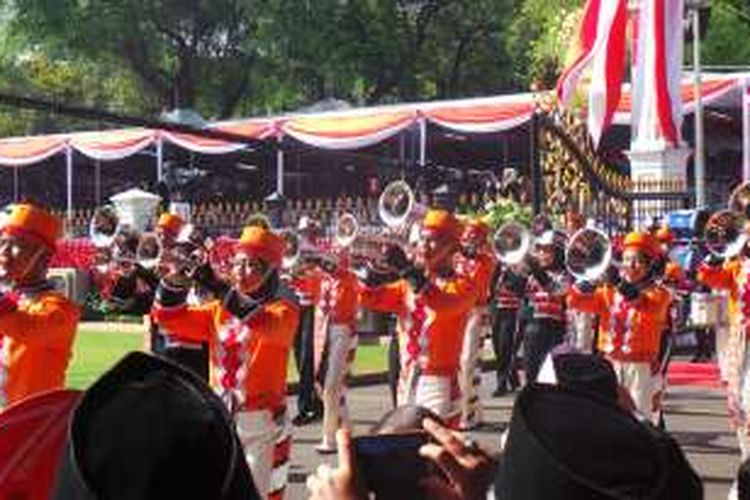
[292,413,318,426]
[492,383,509,397]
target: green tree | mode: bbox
[505,0,583,90]
[258,0,519,108]
[12,0,263,118]
[0,19,148,135]
[699,0,750,67]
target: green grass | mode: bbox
[67,326,389,390]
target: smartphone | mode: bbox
[353,432,430,499]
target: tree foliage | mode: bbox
[2,0,750,137]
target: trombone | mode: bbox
[282,213,358,270]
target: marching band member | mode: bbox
[565,213,597,352]
[696,233,750,459]
[0,203,80,409]
[359,209,477,426]
[153,224,300,500]
[455,218,496,428]
[103,227,158,315]
[490,260,526,396]
[522,229,570,383]
[289,216,324,426]
[150,212,210,380]
[308,247,360,453]
[154,211,184,248]
[568,231,671,423]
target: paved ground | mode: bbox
[283,373,739,500]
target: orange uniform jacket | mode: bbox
[153,292,299,411]
[0,288,80,407]
[318,267,360,327]
[697,258,744,325]
[360,275,477,375]
[456,251,496,306]
[568,283,671,363]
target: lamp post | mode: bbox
[687,0,710,207]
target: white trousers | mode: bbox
[235,408,291,500]
[569,311,596,353]
[727,332,750,460]
[459,305,489,427]
[399,369,460,426]
[320,324,357,447]
[715,292,731,381]
[611,360,657,424]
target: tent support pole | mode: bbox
[156,135,164,182]
[418,117,427,168]
[276,139,284,196]
[66,146,74,232]
[95,160,101,206]
[13,166,19,202]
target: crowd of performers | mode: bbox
[5,187,750,498]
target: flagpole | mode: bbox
[743,78,750,182]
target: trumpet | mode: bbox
[492,221,531,266]
[89,206,160,270]
[160,224,214,274]
[350,181,425,267]
[565,227,612,281]
[704,182,750,259]
[90,206,210,272]
[282,213,358,270]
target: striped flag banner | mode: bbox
[556,0,628,146]
[631,0,686,147]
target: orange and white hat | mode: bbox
[0,203,62,251]
[236,225,286,267]
[622,231,662,258]
[421,209,462,241]
[156,212,185,237]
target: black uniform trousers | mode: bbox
[492,307,520,392]
[523,317,565,384]
[293,305,323,417]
